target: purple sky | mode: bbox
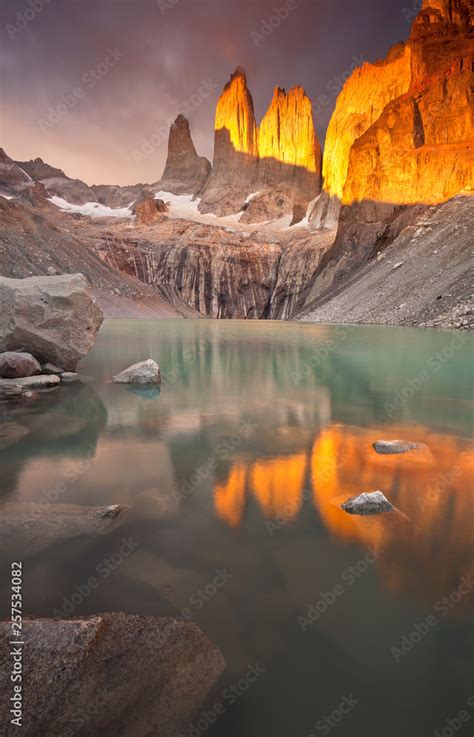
[0,0,415,185]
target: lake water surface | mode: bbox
[1,320,473,737]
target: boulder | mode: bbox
[0,613,226,737]
[372,440,428,455]
[0,503,128,556]
[0,274,103,370]
[341,491,394,515]
[0,351,41,378]
[112,359,161,385]
[132,193,167,225]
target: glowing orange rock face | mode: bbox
[323,0,474,208]
[214,66,258,162]
[258,86,321,181]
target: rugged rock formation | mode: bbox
[243,86,321,223]
[91,183,153,208]
[313,0,474,230]
[156,114,211,195]
[198,67,259,215]
[132,193,167,225]
[0,614,226,737]
[0,273,103,370]
[15,157,67,181]
[305,0,473,304]
[0,148,31,196]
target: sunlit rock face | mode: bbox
[242,86,322,224]
[156,114,211,196]
[198,67,259,216]
[315,0,473,228]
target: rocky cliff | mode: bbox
[155,114,211,195]
[242,86,322,224]
[198,67,259,216]
[306,0,473,303]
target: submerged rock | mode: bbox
[0,351,41,378]
[373,440,427,455]
[0,613,226,737]
[0,273,103,370]
[112,359,161,385]
[0,503,128,556]
[341,491,394,515]
[0,422,30,449]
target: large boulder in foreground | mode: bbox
[0,613,226,737]
[0,274,103,370]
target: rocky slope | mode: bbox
[155,114,211,195]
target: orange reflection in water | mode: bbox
[213,423,473,606]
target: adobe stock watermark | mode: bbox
[434,694,474,737]
[308,694,360,736]
[312,56,366,117]
[250,0,298,46]
[5,0,53,41]
[291,326,350,386]
[416,465,462,511]
[171,418,256,503]
[402,0,422,23]
[38,47,124,132]
[132,78,219,165]
[157,0,179,14]
[298,546,382,631]
[180,568,232,620]
[186,662,266,737]
[391,575,474,662]
[52,536,139,618]
[384,332,468,416]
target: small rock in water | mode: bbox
[392,261,404,270]
[341,491,394,516]
[41,362,64,375]
[373,439,427,455]
[112,359,161,385]
[96,504,124,520]
[61,372,79,382]
[0,351,41,379]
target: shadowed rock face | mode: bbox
[0,614,226,737]
[156,114,211,196]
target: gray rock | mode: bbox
[0,273,103,370]
[112,359,161,385]
[373,439,427,455]
[41,362,64,375]
[0,351,41,378]
[0,613,225,737]
[0,503,128,556]
[0,374,60,390]
[61,371,79,382]
[341,491,394,516]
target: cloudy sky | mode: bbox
[0,0,416,185]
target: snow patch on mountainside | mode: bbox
[48,195,133,219]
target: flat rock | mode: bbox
[0,503,129,556]
[0,614,226,737]
[373,439,428,455]
[112,359,161,385]
[41,362,64,375]
[61,371,79,382]
[0,374,60,390]
[0,273,103,370]
[341,490,394,516]
[0,351,41,378]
